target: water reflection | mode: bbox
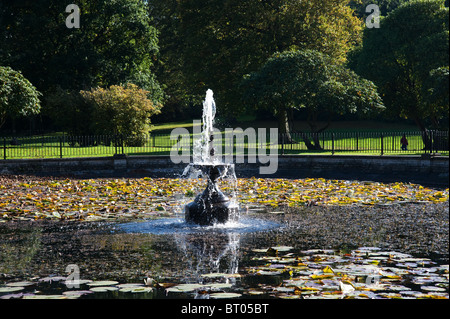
[174,232,240,282]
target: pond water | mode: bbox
[0,203,448,299]
[114,217,281,235]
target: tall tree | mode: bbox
[349,0,449,136]
[151,0,363,120]
[0,0,163,99]
[241,50,384,147]
[349,0,412,18]
[0,66,41,130]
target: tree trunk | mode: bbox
[277,108,295,144]
[301,112,331,150]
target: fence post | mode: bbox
[281,134,284,155]
[356,132,358,152]
[332,133,335,155]
[392,133,395,152]
[430,130,433,154]
[3,138,6,160]
[380,133,384,155]
[59,137,63,159]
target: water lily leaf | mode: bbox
[89,286,119,292]
[246,289,265,295]
[210,292,241,299]
[322,266,335,274]
[0,286,25,293]
[271,246,293,252]
[23,294,67,299]
[251,248,268,253]
[200,273,229,278]
[87,280,119,287]
[166,283,204,293]
[63,290,94,297]
[117,283,144,289]
[130,287,153,293]
[6,281,34,287]
[258,270,282,276]
[208,283,233,290]
[39,276,67,283]
[421,286,447,292]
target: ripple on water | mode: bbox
[113,217,281,235]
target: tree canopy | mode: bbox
[0,0,447,135]
[0,66,41,129]
[152,0,364,119]
[0,0,163,100]
[241,50,384,148]
[349,0,449,131]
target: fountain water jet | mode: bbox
[184,89,239,226]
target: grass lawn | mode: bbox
[1,120,447,159]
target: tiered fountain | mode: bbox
[183,89,239,226]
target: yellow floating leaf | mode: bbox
[322,266,335,273]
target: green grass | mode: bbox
[1,121,447,159]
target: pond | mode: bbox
[0,202,448,300]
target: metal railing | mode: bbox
[0,130,448,160]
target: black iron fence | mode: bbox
[0,130,448,160]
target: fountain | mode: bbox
[183,89,239,226]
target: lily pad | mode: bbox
[23,294,67,299]
[39,276,67,283]
[6,281,34,287]
[200,273,229,278]
[130,287,153,293]
[208,283,233,290]
[166,283,205,293]
[87,280,119,287]
[421,286,447,292]
[63,290,94,297]
[210,292,242,299]
[117,283,144,289]
[0,286,25,293]
[89,286,119,292]
[271,246,294,252]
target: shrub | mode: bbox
[80,83,162,146]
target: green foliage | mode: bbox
[80,84,163,146]
[241,50,383,143]
[0,0,163,101]
[349,0,413,18]
[0,66,41,128]
[349,0,449,130]
[44,87,95,136]
[151,0,364,119]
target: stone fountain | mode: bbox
[184,90,239,226]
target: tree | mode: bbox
[44,87,95,136]
[151,0,363,119]
[349,0,413,18]
[80,84,163,146]
[148,0,197,122]
[0,0,163,104]
[241,50,384,148]
[0,66,41,130]
[349,0,449,137]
